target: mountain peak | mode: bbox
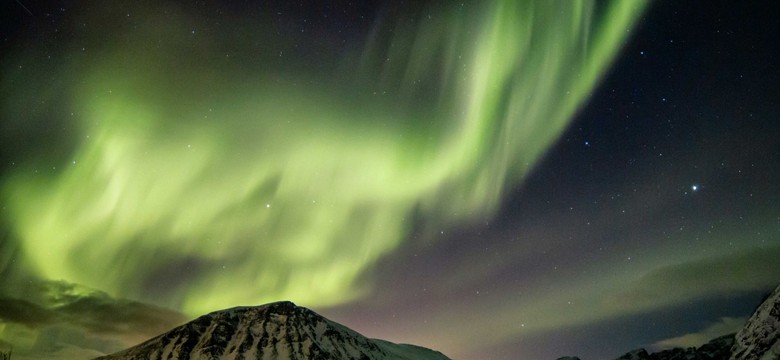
[214,301,304,318]
[261,300,298,311]
[96,301,449,360]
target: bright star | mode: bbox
[692,185,698,191]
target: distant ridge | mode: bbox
[558,284,780,360]
[95,301,450,360]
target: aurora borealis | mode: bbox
[1,0,779,359]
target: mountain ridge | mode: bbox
[95,301,449,360]
[560,284,780,360]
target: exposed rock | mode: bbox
[559,283,780,360]
[730,285,780,360]
[616,348,652,360]
[613,334,734,360]
[95,301,449,360]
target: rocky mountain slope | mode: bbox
[559,284,780,360]
[613,334,734,360]
[730,284,780,360]
[95,301,449,360]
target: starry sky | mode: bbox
[0,1,778,359]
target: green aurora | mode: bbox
[1,0,647,316]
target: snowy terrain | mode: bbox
[730,284,780,360]
[94,283,780,360]
[95,301,449,360]
[560,284,780,360]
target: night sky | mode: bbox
[1,1,778,359]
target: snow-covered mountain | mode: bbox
[559,283,780,360]
[94,301,450,360]
[730,284,780,360]
[612,334,734,360]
